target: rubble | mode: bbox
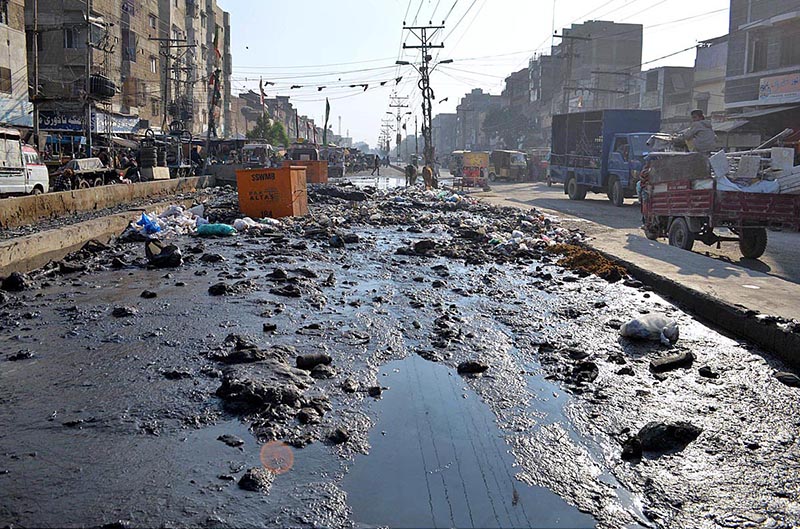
[637,421,702,453]
[547,244,627,282]
[238,467,275,492]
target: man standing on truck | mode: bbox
[676,110,717,156]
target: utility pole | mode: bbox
[414,115,418,164]
[202,68,220,175]
[401,24,444,169]
[85,0,93,155]
[591,70,636,108]
[389,92,408,160]
[149,37,193,133]
[553,32,591,114]
[32,0,39,146]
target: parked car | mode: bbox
[0,128,49,196]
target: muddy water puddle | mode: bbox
[343,355,596,528]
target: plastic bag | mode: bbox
[620,314,679,345]
[196,223,237,237]
[232,217,264,231]
[159,205,184,218]
[136,213,161,234]
[187,204,205,218]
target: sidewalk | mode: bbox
[479,192,800,365]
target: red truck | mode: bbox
[641,152,800,259]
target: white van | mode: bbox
[0,128,49,196]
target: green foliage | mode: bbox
[482,107,530,149]
[246,114,290,147]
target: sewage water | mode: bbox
[342,355,596,529]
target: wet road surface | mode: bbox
[1,184,798,528]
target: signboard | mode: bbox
[39,110,140,134]
[758,73,800,104]
[39,111,84,132]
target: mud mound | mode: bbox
[548,244,627,283]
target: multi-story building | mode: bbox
[694,35,728,118]
[551,20,643,114]
[639,66,695,132]
[455,88,502,151]
[431,113,456,159]
[25,0,231,144]
[723,0,800,148]
[0,0,31,128]
[528,53,561,148]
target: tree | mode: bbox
[482,107,530,150]
[246,114,290,148]
[269,121,289,148]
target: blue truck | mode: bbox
[548,109,661,206]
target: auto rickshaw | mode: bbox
[453,151,489,190]
[488,150,527,182]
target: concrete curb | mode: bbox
[588,243,800,368]
[0,176,215,229]
[0,199,195,276]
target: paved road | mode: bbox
[477,181,800,285]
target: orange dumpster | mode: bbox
[282,160,328,184]
[235,166,308,219]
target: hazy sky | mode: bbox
[218,0,730,146]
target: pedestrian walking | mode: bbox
[371,155,380,176]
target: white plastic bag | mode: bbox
[620,314,679,345]
[187,204,205,218]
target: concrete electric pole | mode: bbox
[398,24,445,172]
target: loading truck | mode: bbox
[549,109,661,206]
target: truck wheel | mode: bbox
[567,177,586,200]
[30,186,43,196]
[77,178,90,190]
[609,177,624,207]
[739,227,767,259]
[93,178,104,187]
[668,218,695,251]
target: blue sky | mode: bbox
[218,0,730,147]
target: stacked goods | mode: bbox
[776,169,800,195]
[646,152,710,184]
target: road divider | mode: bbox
[0,176,215,229]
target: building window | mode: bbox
[64,27,85,49]
[749,38,768,73]
[150,56,158,74]
[123,30,137,62]
[0,67,11,94]
[645,71,659,92]
[151,98,159,116]
[200,12,206,28]
[780,27,800,68]
[171,25,181,41]
[174,0,179,7]
[149,14,157,29]
[0,0,9,25]
[201,45,207,61]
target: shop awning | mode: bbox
[714,120,749,133]
[110,136,139,149]
[735,105,800,119]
